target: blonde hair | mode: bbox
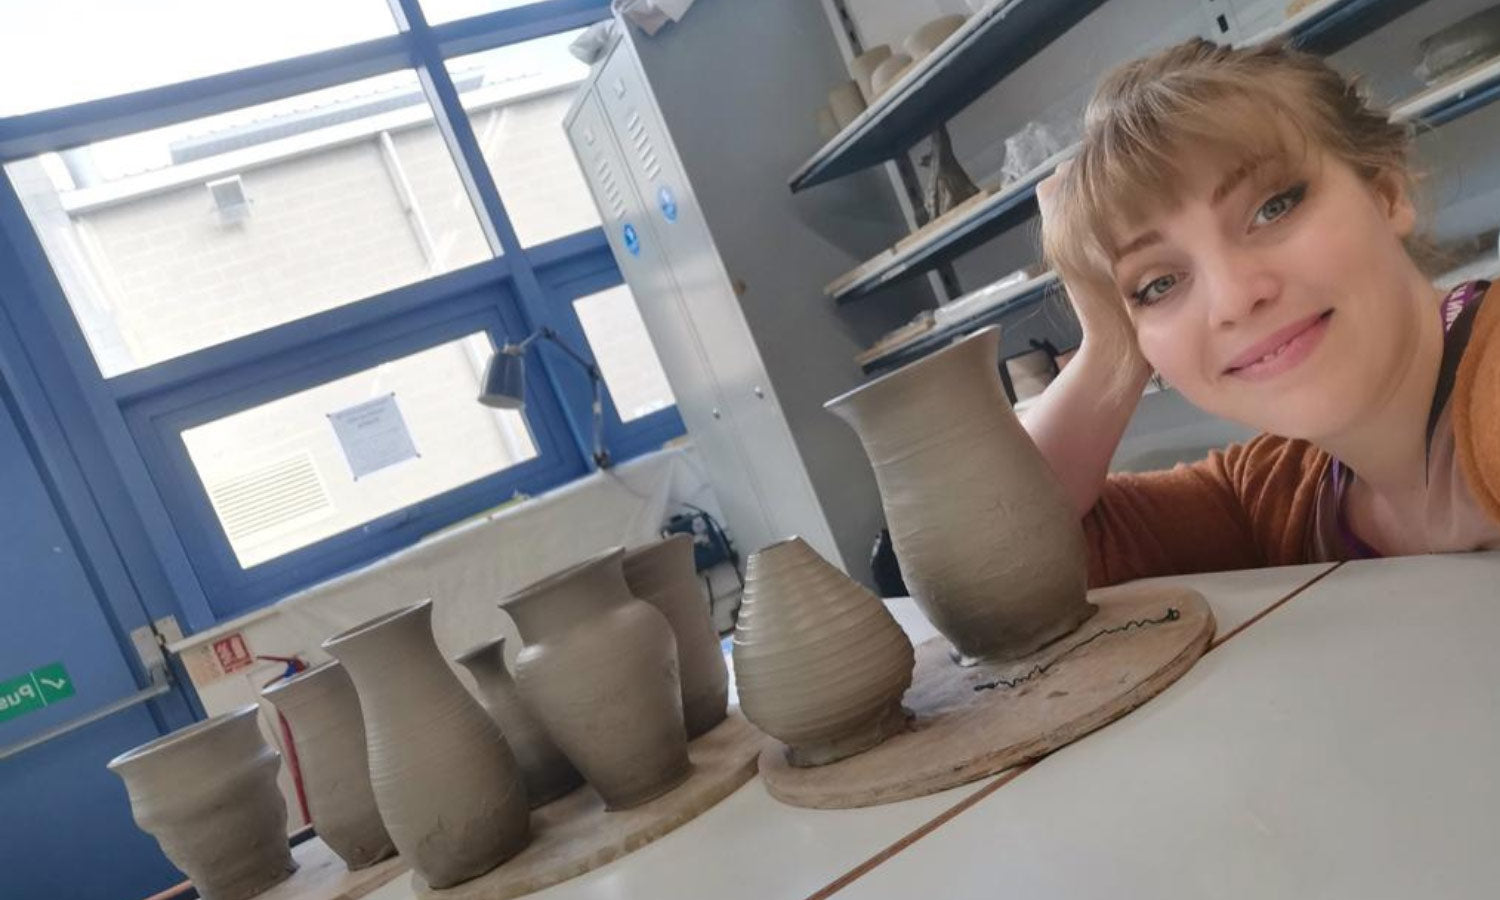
[1042,38,1416,354]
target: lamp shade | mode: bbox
[479,346,526,410]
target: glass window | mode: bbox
[420,0,540,25]
[181,332,536,568]
[573,285,676,421]
[445,30,602,246]
[0,0,398,116]
[7,71,493,377]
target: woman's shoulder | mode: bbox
[1452,282,1500,522]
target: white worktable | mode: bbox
[364,563,1336,900]
[836,552,1500,899]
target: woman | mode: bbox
[1027,38,1499,586]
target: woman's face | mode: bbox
[1110,148,1425,441]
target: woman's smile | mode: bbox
[1223,309,1334,381]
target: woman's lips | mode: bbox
[1224,310,1334,381]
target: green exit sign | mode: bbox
[0,662,76,724]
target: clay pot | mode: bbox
[827,81,866,129]
[825,325,1096,665]
[453,637,584,807]
[623,534,729,738]
[733,537,913,766]
[108,706,295,900]
[500,547,690,810]
[260,662,395,870]
[816,105,840,141]
[849,44,893,102]
[905,14,967,62]
[870,53,914,99]
[322,601,529,889]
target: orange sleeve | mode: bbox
[1083,434,1331,587]
[1454,284,1500,524]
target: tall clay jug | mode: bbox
[622,534,729,738]
[322,601,529,888]
[500,547,691,810]
[260,662,395,870]
[734,537,914,766]
[454,636,584,807]
[825,325,1096,664]
[108,705,296,900]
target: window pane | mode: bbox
[573,285,676,421]
[182,332,537,569]
[446,31,602,246]
[0,0,397,116]
[421,0,539,25]
[7,71,493,377]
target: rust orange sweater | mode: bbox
[1085,282,1500,587]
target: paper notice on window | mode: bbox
[328,393,419,480]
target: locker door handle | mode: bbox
[711,408,722,419]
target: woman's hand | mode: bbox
[1023,160,1154,517]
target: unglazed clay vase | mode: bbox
[623,534,729,738]
[827,81,866,129]
[825,325,1096,665]
[108,706,295,900]
[454,637,584,807]
[869,53,914,99]
[260,662,395,870]
[322,601,529,889]
[849,44,893,102]
[501,547,691,810]
[733,537,914,767]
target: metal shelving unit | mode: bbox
[788,0,1106,192]
[1240,0,1432,54]
[858,271,1059,374]
[1391,55,1500,127]
[828,0,1497,311]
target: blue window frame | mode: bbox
[0,0,684,625]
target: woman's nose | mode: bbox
[1202,248,1281,330]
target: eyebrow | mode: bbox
[1112,159,1266,264]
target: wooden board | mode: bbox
[414,712,762,900]
[760,583,1215,809]
[252,837,409,900]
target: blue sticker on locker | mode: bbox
[623,223,641,256]
[657,185,678,222]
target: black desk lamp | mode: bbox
[478,327,612,468]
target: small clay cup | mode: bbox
[108,706,296,900]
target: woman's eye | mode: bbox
[1252,182,1307,227]
[1131,273,1179,306]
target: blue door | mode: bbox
[0,370,192,899]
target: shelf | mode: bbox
[1390,55,1500,127]
[788,0,1106,193]
[1240,0,1433,54]
[827,147,1071,303]
[859,270,1060,375]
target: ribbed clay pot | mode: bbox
[107,706,295,900]
[260,662,395,870]
[454,637,584,807]
[623,534,729,738]
[500,547,691,810]
[825,325,1096,665]
[733,537,914,766]
[322,601,529,889]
